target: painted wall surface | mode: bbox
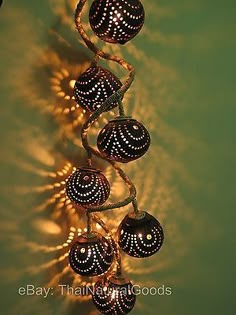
[0,1,235,315]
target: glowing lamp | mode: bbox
[97,117,151,163]
[117,211,164,258]
[88,0,145,44]
[74,65,122,112]
[66,167,110,207]
[69,232,114,276]
[92,275,136,314]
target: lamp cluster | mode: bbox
[64,1,164,314]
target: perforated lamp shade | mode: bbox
[97,117,151,163]
[92,276,136,314]
[74,65,122,112]
[69,232,114,276]
[88,0,145,44]
[66,167,110,207]
[117,211,164,258]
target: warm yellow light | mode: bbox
[69,80,76,89]
[96,223,102,230]
[111,290,116,300]
[32,219,61,235]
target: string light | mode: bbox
[62,0,165,313]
